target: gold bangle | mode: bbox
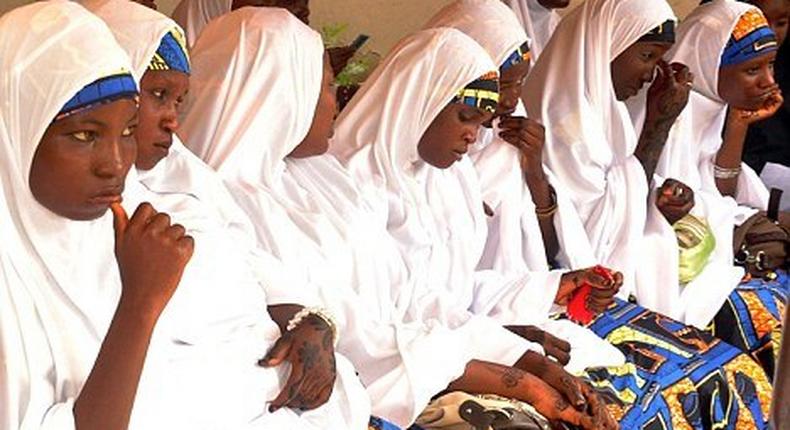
[534,186,558,219]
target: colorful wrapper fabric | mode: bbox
[721,9,778,67]
[710,270,788,380]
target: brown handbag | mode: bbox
[732,189,790,278]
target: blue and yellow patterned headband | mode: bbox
[639,20,676,44]
[451,71,499,114]
[721,10,777,67]
[56,71,139,121]
[500,41,531,73]
[148,28,190,74]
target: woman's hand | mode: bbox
[506,325,571,365]
[259,315,337,412]
[498,116,546,178]
[656,178,695,225]
[523,371,617,430]
[728,87,783,127]
[556,267,623,314]
[111,202,193,320]
[645,60,694,126]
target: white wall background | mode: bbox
[0,0,701,54]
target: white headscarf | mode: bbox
[0,3,369,429]
[504,0,561,61]
[180,11,532,425]
[171,0,231,48]
[523,0,676,294]
[423,0,623,373]
[634,1,770,328]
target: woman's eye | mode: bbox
[152,89,165,99]
[70,130,96,142]
[641,52,654,61]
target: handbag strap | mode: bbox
[768,188,783,222]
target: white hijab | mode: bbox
[634,1,770,328]
[0,3,368,429]
[180,11,531,425]
[171,0,231,48]
[504,0,561,61]
[523,0,676,294]
[423,0,623,373]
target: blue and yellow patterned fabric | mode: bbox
[639,20,676,44]
[56,71,138,120]
[452,71,499,114]
[711,270,789,380]
[721,9,778,67]
[148,28,190,74]
[581,299,774,430]
[500,41,531,72]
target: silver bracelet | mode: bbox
[714,164,741,179]
[286,307,339,345]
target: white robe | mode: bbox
[523,0,676,294]
[0,3,369,429]
[180,11,532,426]
[423,0,624,373]
[634,1,771,328]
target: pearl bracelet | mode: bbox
[286,307,339,345]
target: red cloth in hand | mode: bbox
[567,266,614,325]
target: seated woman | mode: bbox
[179,8,613,429]
[636,0,789,379]
[0,2,370,429]
[82,0,369,418]
[523,0,775,427]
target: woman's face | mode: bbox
[718,51,778,110]
[289,55,337,159]
[610,41,673,101]
[418,103,492,169]
[135,70,189,171]
[29,99,138,220]
[496,60,531,118]
[753,0,789,45]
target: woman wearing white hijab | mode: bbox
[0,2,370,429]
[636,0,788,378]
[84,0,365,418]
[179,8,609,428]
[522,0,774,427]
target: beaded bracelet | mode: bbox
[714,164,741,179]
[286,307,339,345]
